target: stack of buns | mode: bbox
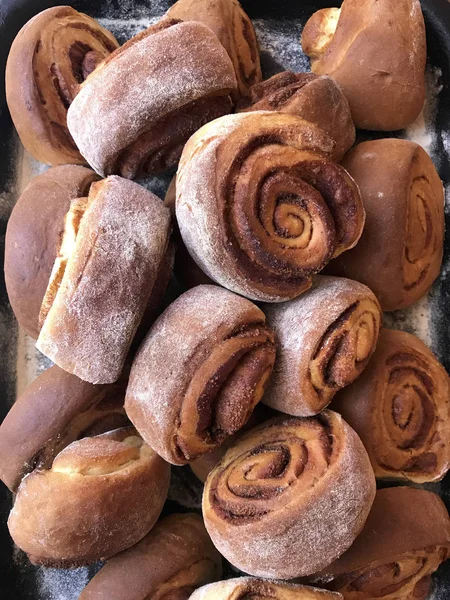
[1,0,449,599]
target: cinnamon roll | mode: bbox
[0,365,128,492]
[37,176,172,384]
[301,0,426,130]
[167,0,261,98]
[329,139,444,311]
[263,276,382,416]
[238,72,355,161]
[6,6,118,165]
[314,487,450,600]
[79,513,222,599]
[4,165,99,338]
[332,329,450,483]
[176,112,365,303]
[67,19,237,179]
[125,285,276,465]
[203,411,376,578]
[8,427,170,567]
[191,578,341,600]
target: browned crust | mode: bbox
[79,513,222,599]
[331,329,450,483]
[328,139,444,311]
[301,0,426,130]
[0,365,128,492]
[37,176,172,384]
[238,72,355,161]
[8,428,170,567]
[4,165,99,339]
[6,6,119,165]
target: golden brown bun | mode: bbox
[331,329,450,483]
[314,487,450,600]
[176,112,365,303]
[79,513,222,599]
[125,285,276,465]
[167,0,261,98]
[301,0,426,131]
[238,72,355,161]
[6,6,118,165]
[8,427,170,567]
[37,176,172,384]
[0,365,128,492]
[67,19,237,179]
[203,411,376,579]
[328,139,444,311]
[263,276,381,416]
[191,578,342,600]
[4,165,99,338]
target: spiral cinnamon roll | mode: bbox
[67,19,237,179]
[167,0,261,98]
[328,139,444,311]
[203,410,376,579]
[8,427,170,567]
[6,6,118,165]
[125,285,276,465]
[176,112,365,303]
[191,578,341,600]
[332,329,450,483]
[314,487,450,600]
[263,276,382,416]
[238,72,355,161]
[79,513,222,600]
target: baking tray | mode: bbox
[1,0,450,598]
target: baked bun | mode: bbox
[332,329,450,483]
[263,276,381,416]
[79,513,222,599]
[4,165,99,338]
[328,139,444,311]
[301,0,426,131]
[6,6,118,165]
[238,72,355,161]
[203,411,376,578]
[176,112,365,303]
[8,427,170,567]
[0,365,128,492]
[191,578,341,600]
[37,176,171,384]
[167,0,261,98]
[314,487,450,600]
[125,285,276,465]
[67,19,237,179]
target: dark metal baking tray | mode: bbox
[1,0,450,598]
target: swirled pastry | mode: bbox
[79,513,222,599]
[6,6,118,165]
[238,72,355,161]
[191,578,341,600]
[167,0,261,98]
[67,19,237,179]
[314,487,450,600]
[0,365,128,492]
[332,329,450,483]
[125,285,276,465]
[328,139,444,311]
[37,176,171,384]
[203,411,376,578]
[301,0,426,130]
[263,276,382,416]
[8,427,170,567]
[4,165,99,338]
[176,112,365,302]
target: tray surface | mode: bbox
[1,0,450,598]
